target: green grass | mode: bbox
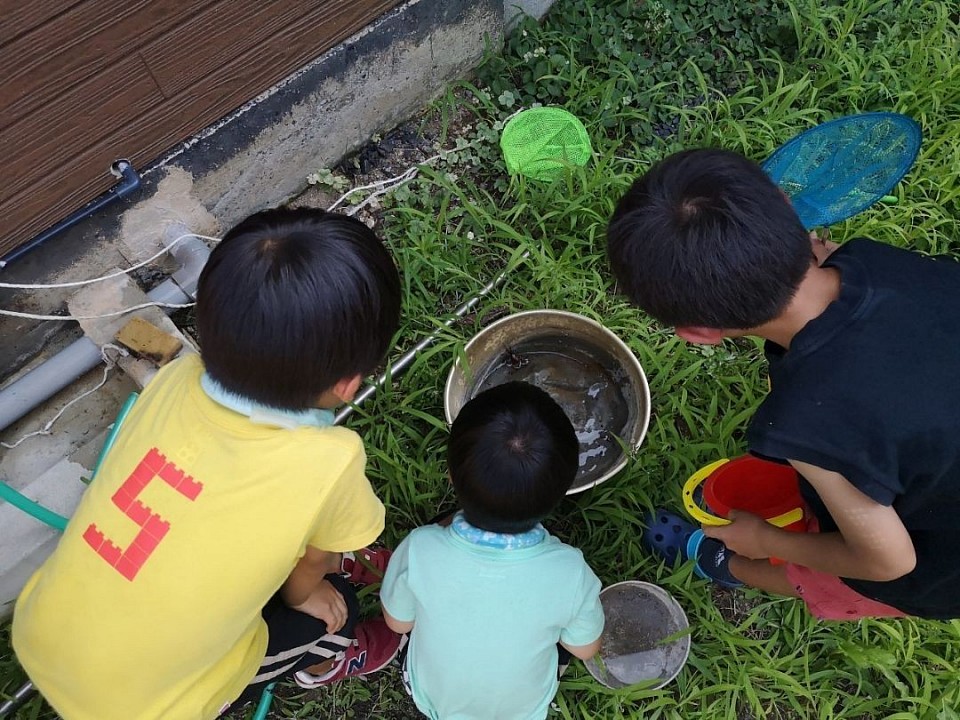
[5,0,960,717]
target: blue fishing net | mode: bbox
[762,112,922,229]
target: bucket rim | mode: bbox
[442,309,651,494]
[585,580,691,690]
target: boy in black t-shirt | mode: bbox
[607,148,960,620]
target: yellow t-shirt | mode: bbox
[12,355,384,720]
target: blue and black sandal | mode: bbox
[642,509,742,588]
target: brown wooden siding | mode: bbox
[0,0,403,259]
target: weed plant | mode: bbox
[3,0,960,718]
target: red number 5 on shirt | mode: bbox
[83,448,203,581]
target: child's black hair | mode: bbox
[606,148,812,329]
[196,207,401,410]
[448,382,579,534]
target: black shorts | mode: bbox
[225,573,359,711]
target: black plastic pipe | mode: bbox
[0,160,141,269]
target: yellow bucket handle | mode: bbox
[682,458,804,528]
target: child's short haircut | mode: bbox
[606,148,812,329]
[448,382,578,534]
[196,207,401,410]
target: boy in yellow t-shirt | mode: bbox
[12,208,405,720]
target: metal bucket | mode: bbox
[443,310,650,493]
[585,581,691,690]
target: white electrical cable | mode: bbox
[328,107,525,215]
[0,234,221,290]
[0,110,524,322]
[345,168,422,216]
[0,301,196,321]
[327,170,420,212]
[3,164,430,322]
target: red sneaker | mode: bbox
[340,547,392,586]
[294,618,406,688]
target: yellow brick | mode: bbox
[115,317,183,366]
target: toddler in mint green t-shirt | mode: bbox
[381,382,604,720]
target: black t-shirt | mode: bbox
[747,238,960,618]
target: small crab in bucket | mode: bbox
[504,345,530,370]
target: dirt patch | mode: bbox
[711,585,765,626]
[289,88,479,231]
[601,585,675,655]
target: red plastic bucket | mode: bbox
[703,456,808,533]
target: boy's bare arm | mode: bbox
[560,636,601,660]
[381,606,414,634]
[704,460,916,582]
[281,546,348,632]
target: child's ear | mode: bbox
[331,374,364,404]
[675,326,725,345]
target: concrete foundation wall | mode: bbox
[174,0,505,230]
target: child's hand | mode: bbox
[292,579,349,633]
[701,510,774,560]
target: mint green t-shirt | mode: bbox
[381,523,604,720]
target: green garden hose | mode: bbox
[0,481,68,532]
